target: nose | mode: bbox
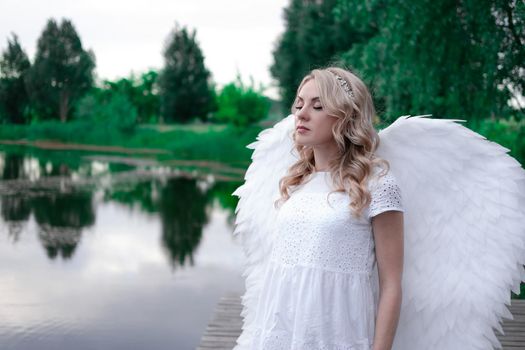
[295,107,309,121]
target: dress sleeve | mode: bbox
[368,171,405,220]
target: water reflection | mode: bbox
[2,189,96,260]
[1,195,31,242]
[159,178,208,268]
[0,148,246,349]
[33,192,96,259]
[105,177,211,269]
[0,148,242,267]
[2,153,27,180]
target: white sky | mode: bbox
[0,0,289,99]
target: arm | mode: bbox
[371,210,404,350]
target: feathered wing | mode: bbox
[231,114,298,350]
[375,115,525,350]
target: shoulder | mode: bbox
[368,165,399,191]
[367,166,404,220]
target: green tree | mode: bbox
[270,0,361,110]
[102,70,160,123]
[334,0,525,125]
[213,74,270,127]
[158,23,215,123]
[494,0,525,114]
[26,18,95,122]
[136,70,160,123]
[0,33,31,124]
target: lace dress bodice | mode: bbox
[250,169,404,350]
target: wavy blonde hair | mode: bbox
[275,66,390,219]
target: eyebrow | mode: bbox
[296,96,320,102]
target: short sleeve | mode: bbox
[368,171,404,220]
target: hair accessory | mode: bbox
[329,71,355,99]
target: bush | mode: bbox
[213,75,270,127]
[165,123,262,162]
[473,116,525,167]
[76,89,138,133]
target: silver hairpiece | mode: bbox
[329,71,355,99]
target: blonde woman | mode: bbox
[232,66,525,350]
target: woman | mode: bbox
[232,66,525,350]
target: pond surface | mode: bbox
[0,147,246,350]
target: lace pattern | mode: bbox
[271,170,404,274]
[367,171,404,219]
[271,190,374,273]
[251,327,372,350]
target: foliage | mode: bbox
[213,74,271,127]
[271,0,524,125]
[25,18,95,122]
[0,33,31,124]
[0,120,261,164]
[332,0,524,125]
[270,0,360,110]
[158,23,215,123]
[76,87,138,133]
[74,70,160,131]
[473,115,525,165]
[102,70,160,123]
[163,124,260,161]
[511,282,525,299]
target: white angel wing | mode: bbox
[231,114,297,350]
[375,115,525,350]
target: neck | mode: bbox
[312,141,339,171]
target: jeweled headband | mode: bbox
[328,71,355,99]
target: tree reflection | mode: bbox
[32,192,95,259]
[158,178,208,269]
[106,177,210,269]
[104,180,159,214]
[206,180,240,226]
[1,195,31,242]
[2,153,26,180]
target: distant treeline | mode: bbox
[0,19,270,128]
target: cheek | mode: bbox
[315,120,335,141]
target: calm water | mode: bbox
[0,147,246,350]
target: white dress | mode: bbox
[249,169,405,350]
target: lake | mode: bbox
[0,146,246,350]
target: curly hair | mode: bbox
[275,66,390,219]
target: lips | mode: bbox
[297,126,310,131]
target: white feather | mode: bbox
[376,115,525,350]
[232,114,298,349]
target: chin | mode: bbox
[295,140,313,147]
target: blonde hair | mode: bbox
[275,66,390,219]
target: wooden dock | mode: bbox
[197,293,243,350]
[197,296,525,349]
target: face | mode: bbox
[294,79,338,148]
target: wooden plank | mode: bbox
[197,293,244,350]
[497,299,525,350]
[197,296,525,350]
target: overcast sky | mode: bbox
[0,0,289,99]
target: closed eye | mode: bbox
[295,106,323,110]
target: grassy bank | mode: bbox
[1,116,523,167]
[0,120,263,165]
